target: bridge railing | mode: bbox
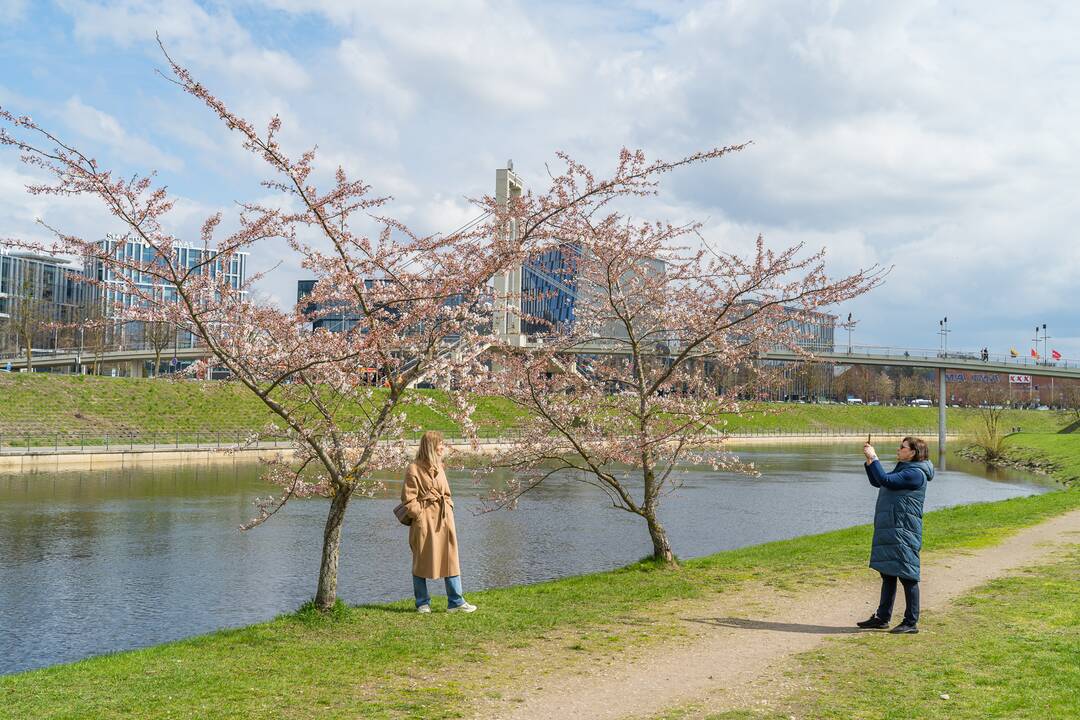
[3,339,1077,373]
[806,344,1079,370]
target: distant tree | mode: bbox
[874,371,895,404]
[75,298,110,375]
[1061,382,1080,421]
[144,319,174,378]
[9,277,50,371]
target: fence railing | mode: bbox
[0,427,962,456]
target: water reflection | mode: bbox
[0,446,1053,675]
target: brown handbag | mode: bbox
[393,502,413,526]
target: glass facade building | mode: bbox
[0,250,85,351]
[86,239,248,346]
[520,244,579,337]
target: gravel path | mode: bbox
[484,508,1080,720]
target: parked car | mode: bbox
[909,398,933,407]
[846,397,864,405]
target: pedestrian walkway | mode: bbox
[476,508,1080,719]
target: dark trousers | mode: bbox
[876,573,920,624]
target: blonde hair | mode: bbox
[415,430,444,473]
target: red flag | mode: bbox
[1052,349,1062,360]
[1031,348,1039,358]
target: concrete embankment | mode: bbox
[0,432,960,473]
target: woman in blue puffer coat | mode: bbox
[856,436,934,634]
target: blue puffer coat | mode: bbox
[865,459,934,581]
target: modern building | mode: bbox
[296,279,362,333]
[86,238,248,347]
[0,248,86,353]
[491,167,667,346]
[297,278,476,339]
[519,244,580,337]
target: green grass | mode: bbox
[0,373,1071,444]
[1002,432,1080,485]
[662,547,1080,720]
[0,373,529,444]
[720,402,1068,435]
[3,486,1078,720]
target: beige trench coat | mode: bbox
[400,462,461,579]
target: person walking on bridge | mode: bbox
[399,430,477,614]
[855,436,934,634]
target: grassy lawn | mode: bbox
[0,373,1071,443]
[1002,432,1080,485]
[0,374,528,444]
[2,485,1078,720]
[654,547,1080,720]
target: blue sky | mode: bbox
[2,1,1079,359]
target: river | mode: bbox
[0,445,1053,675]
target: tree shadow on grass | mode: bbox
[684,617,873,635]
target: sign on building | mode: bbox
[1008,374,1032,384]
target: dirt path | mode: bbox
[481,508,1080,720]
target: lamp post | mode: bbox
[843,312,857,354]
[938,317,950,357]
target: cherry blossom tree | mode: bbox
[0,43,737,608]
[471,216,885,563]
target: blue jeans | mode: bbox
[876,573,920,624]
[413,575,465,608]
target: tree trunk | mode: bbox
[314,486,352,610]
[645,512,675,564]
[24,345,31,372]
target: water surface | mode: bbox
[0,445,1052,674]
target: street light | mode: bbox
[843,312,857,354]
[938,317,950,357]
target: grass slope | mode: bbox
[2,486,1078,719]
[1003,432,1080,485]
[0,373,1070,442]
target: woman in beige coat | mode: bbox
[400,431,476,614]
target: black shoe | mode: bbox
[889,621,919,634]
[856,615,890,629]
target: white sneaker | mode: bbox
[417,604,431,614]
[447,601,477,613]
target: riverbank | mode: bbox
[0,431,968,472]
[957,432,1080,487]
[3,478,1077,718]
[0,372,1071,443]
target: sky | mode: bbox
[1,0,1078,359]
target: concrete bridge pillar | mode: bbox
[938,368,947,470]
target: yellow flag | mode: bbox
[1009,347,1019,357]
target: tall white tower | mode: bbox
[491,163,526,346]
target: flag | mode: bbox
[1031,348,1039,359]
[1052,349,1062,360]
[1009,348,1019,357]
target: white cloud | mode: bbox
[60,0,310,91]
[63,96,183,172]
